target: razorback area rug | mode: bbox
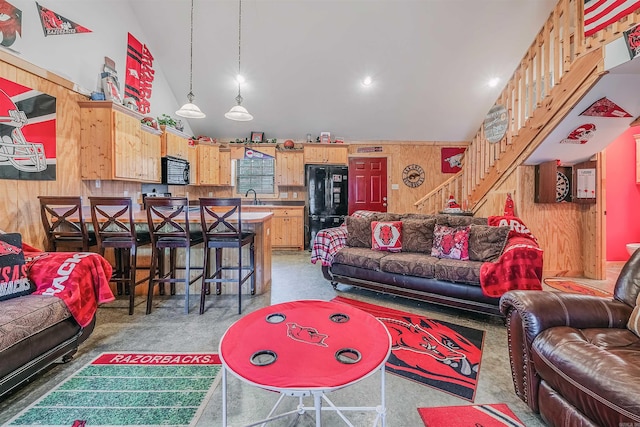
[543,278,612,297]
[5,352,222,427]
[418,403,525,426]
[332,296,485,401]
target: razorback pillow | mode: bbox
[371,221,402,252]
[487,215,538,243]
[431,224,470,260]
[0,233,34,301]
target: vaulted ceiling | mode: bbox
[130,0,558,144]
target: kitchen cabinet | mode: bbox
[303,144,348,165]
[276,150,304,186]
[243,205,304,250]
[196,144,232,186]
[79,100,161,182]
[161,125,191,160]
[534,160,573,203]
[219,149,231,185]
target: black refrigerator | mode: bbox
[307,164,349,248]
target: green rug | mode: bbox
[5,352,222,427]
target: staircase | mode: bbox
[415,0,640,214]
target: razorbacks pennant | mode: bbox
[0,78,56,180]
[125,33,155,114]
[580,97,632,117]
[0,1,22,49]
[584,0,640,37]
[36,2,91,36]
[244,147,274,159]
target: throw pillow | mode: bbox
[468,224,511,262]
[402,218,437,253]
[627,292,640,338]
[431,224,470,260]
[371,221,402,252]
[346,216,373,248]
[488,215,538,243]
[0,233,34,301]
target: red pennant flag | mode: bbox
[36,2,91,36]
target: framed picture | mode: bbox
[320,132,331,144]
[250,131,264,143]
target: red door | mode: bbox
[348,157,387,215]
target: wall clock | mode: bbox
[483,104,508,144]
[402,164,425,188]
[556,171,570,202]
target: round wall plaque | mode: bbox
[402,164,425,188]
[483,104,508,144]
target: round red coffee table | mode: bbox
[219,299,391,426]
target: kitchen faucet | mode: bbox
[245,188,258,205]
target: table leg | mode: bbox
[222,367,227,426]
[313,391,322,427]
[380,364,386,427]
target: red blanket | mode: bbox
[480,236,543,297]
[26,251,114,327]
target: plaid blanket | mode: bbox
[311,210,377,266]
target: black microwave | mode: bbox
[161,156,190,185]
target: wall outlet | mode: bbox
[280,192,288,198]
[95,179,101,188]
[123,190,129,197]
[293,192,298,198]
[391,184,399,190]
[208,191,213,197]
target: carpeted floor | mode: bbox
[0,251,546,427]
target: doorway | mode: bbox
[348,157,388,215]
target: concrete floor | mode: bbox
[1,251,618,426]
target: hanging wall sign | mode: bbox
[0,1,22,50]
[125,33,155,114]
[580,97,631,117]
[441,147,465,173]
[402,164,425,188]
[36,2,91,36]
[560,124,596,144]
[483,104,508,144]
[624,23,640,59]
[0,78,56,180]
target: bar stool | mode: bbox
[89,196,152,315]
[38,195,96,252]
[145,197,203,314]
[198,198,255,315]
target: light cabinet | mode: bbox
[276,150,305,186]
[79,100,161,182]
[219,149,231,185]
[195,145,232,186]
[243,205,304,250]
[303,144,348,165]
[161,125,191,160]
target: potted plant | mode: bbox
[157,114,177,128]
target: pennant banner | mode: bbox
[36,2,91,36]
[0,1,22,49]
[244,148,274,159]
[584,0,640,37]
[125,33,155,114]
[580,97,631,117]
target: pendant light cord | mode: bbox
[237,0,243,100]
[188,0,195,101]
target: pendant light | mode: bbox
[225,0,253,121]
[176,0,205,119]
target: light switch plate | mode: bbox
[391,184,399,190]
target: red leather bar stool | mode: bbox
[145,197,203,314]
[198,197,255,315]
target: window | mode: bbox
[235,158,275,194]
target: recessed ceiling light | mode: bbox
[488,77,500,88]
[362,76,373,86]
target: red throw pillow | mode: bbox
[371,221,402,252]
[487,215,538,243]
[431,224,470,260]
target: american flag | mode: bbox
[584,0,640,37]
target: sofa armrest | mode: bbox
[310,225,348,266]
[499,290,632,412]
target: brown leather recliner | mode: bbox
[500,250,640,426]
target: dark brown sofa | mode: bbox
[314,212,543,317]
[500,250,640,426]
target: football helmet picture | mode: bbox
[0,89,47,172]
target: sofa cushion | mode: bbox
[468,224,510,262]
[434,258,483,284]
[380,252,437,278]
[346,216,373,248]
[533,326,640,425]
[332,247,387,271]
[402,218,437,253]
[0,294,71,352]
[371,221,402,252]
[431,224,470,260]
[0,233,35,302]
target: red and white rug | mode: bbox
[418,403,525,426]
[332,296,485,401]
